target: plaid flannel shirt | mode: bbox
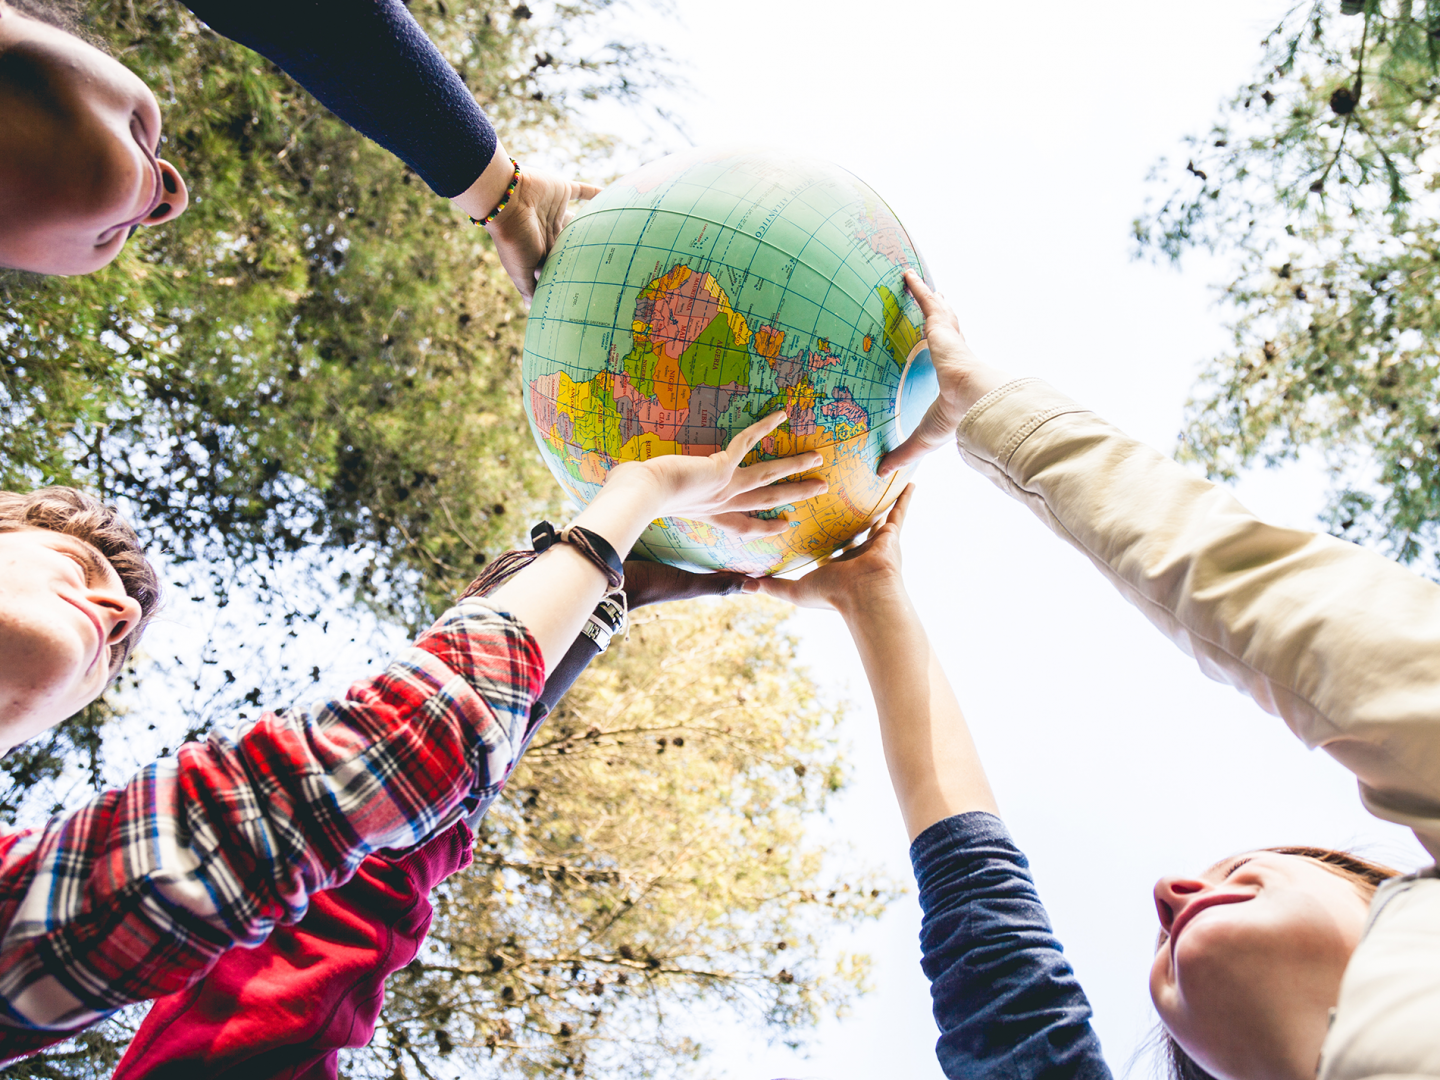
[0,598,542,1053]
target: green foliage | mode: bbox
[1,0,667,622]
[1135,0,1440,567]
[0,2,888,1075]
[0,0,654,804]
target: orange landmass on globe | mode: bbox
[754,325,786,361]
[613,371,687,443]
[628,265,753,415]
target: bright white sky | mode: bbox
[626,1,1435,1077]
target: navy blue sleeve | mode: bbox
[179,0,497,197]
[910,812,1113,1080]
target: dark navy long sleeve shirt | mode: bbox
[910,812,1113,1080]
[179,0,497,197]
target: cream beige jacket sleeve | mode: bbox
[957,378,1440,861]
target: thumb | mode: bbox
[878,397,960,477]
[627,564,747,608]
[742,575,802,605]
[573,181,603,201]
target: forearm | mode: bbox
[842,590,997,840]
[912,813,1113,1080]
[959,378,1440,857]
[486,471,664,670]
[181,0,496,197]
[0,603,542,1031]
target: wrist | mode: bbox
[572,465,670,555]
[951,362,1015,417]
[452,144,518,223]
[835,575,911,624]
[601,459,676,508]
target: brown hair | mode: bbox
[1159,845,1402,1080]
[0,487,160,674]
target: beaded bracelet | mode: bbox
[469,158,521,227]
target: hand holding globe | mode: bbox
[522,146,941,575]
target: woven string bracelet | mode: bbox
[469,158,521,227]
[457,520,625,602]
[456,546,628,653]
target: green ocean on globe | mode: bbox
[521,146,938,575]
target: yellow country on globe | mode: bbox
[521,146,938,575]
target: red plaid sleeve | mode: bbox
[0,599,542,1052]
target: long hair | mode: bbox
[1157,845,1401,1080]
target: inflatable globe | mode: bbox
[521,146,937,575]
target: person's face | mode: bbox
[1150,851,1372,1080]
[0,528,142,751]
[0,3,187,275]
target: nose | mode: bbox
[145,160,189,224]
[90,590,144,657]
[1153,875,1209,932]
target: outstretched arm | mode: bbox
[748,486,995,838]
[108,561,745,1080]
[179,0,596,298]
[891,274,1440,860]
[0,415,822,1044]
[748,489,1111,1080]
[489,410,823,670]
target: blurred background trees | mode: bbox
[1136,0,1440,571]
[0,0,890,1075]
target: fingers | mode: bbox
[701,511,794,538]
[904,269,961,331]
[672,570,747,600]
[741,574,802,604]
[719,476,827,513]
[493,242,538,301]
[734,450,824,491]
[572,181,603,201]
[884,483,916,531]
[725,410,789,461]
[624,561,746,608]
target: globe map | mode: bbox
[521,147,938,575]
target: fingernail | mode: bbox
[162,171,177,194]
[149,203,171,219]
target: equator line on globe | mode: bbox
[521,146,938,575]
